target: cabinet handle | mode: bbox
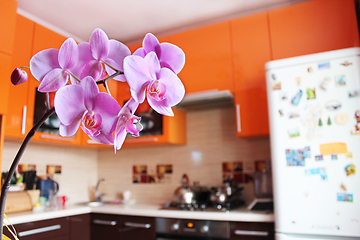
[236,104,241,133]
[18,224,61,237]
[125,137,158,143]
[234,230,269,237]
[21,105,27,135]
[93,219,117,226]
[124,222,151,229]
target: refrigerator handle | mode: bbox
[236,103,241,133]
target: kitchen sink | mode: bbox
[77,201,113,207]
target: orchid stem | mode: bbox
[0,107,55,237]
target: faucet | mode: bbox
[94,178,106,202]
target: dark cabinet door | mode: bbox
[230,222,274,240]
[122,216,156,240]
[91,213,123,240]
[69,214,90,240]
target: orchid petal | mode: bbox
[71,42,93,79]
[106,39,131,71]
[11,68,28,85]
[54,84,86,125]
[38,68,68,92]
[80,60,103,80]
[30,49,60,81]
[123,55,152,103]
[86,131,114,145]
[142,33,159,54]
[159,43,185,74]
[81,76,99,110]
[133,48,146,58]
[158,68,185,106]
[58,38,78,70]
[90,28,109,60]
[147,96,174,116]
[144,52,160,80]
[59,118,82,136]
[115,128,127,151]
[92,93,121,134]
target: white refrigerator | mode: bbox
[265,47,360,240]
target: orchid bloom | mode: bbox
[124,52,185,116]
[54,76,121,145]
[11,68,28,85]
[114,98,142,151]
[30,38,79,92]
[133,33,185,74]
[73,28,131,81]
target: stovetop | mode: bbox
[161,198,244,212]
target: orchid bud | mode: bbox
[11,68,28,85]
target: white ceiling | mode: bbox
[17,0,307,45]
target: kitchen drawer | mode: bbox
[91,213,123,240]
[122,215,156,240]
[3,217,70,240]
[230,222,274,240]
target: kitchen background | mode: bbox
[1,105,271,206]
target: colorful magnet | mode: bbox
[272,74,276,80]
[355,111,360,122]
[320,77,331,90]
[327,116,332,125]
[288,128,300,138]
[304,167,327,180]
[345,164,355,176]
[335,113,349,125]
[272,82,281,90]
[335,75,346,86]
[325,100,342,110]
[340,61,352,66]
[307,67,313,73]
[345,152,353,158]
[295,77,301,86]
[288,111,300,118]
[331,154,338,160]
[304,146,311,158]
[279,109,284,116]
[348,90,359,98]
[315,155,323,161]
[286,148,305,166]
[306,88,316,100]
[318,118,323,126]
[341,183,347,191]
[337,193,353,202]
[318,62,330,69]
[292,90,303,105]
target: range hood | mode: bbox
[175,89,234,109]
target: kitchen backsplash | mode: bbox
[1,106,271,206]
[97,106,271,205]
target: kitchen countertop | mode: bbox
[4,203,274,225]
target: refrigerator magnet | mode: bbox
[334,113,349,125]
[288,111,300,118]
[340,60,352,66]
[320,77,331,90]
[318,62,331,70]
[272,82,281,90]
[318,118,323,126]
[335,75,346,86]
[345,164,355,176]
[306,88,316,100]
[315,155,323,161]
[341,183,347,191]
[327,116,332,125]
[307,67,313,73]
[278,109,284,116]
[285,149,305,166]
[348,90,359,98]
[288,128,300,138]
[331,154,338,160]
[272,74,276,80]
[325,100,342,110]
[337,193,353,202]
[291,90,303,105]
[355,110,360,122]
[295,77,301,86]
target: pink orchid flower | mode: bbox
[30,38,79,92]
[124,52,185,116]
[54,76,121,145]
[73,28,131,81]
[114,98,142,151]
[133,33,185,74]
[11,68,28,85]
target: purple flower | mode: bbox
[30,38,79,92]
[54,76,121,145]
[124,52,185,116]
[114,98,142,151]
[134,33,185,74]
[73,28,131,81]
[11,68,28,85]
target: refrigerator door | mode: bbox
[266,48,360,237]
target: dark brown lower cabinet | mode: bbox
[3,214,90,240]
[91,213,155,240]
[230,222,274,240]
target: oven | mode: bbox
[155,218,230,240]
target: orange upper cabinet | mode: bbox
[169,22,234,94]
[4,15,35,139]
[0,53,12,115]
[268,0,360,60]
[231,12,271,137]
[0,0,17,55]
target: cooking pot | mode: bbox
[173,174,210,205]
[210,182,243,204]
